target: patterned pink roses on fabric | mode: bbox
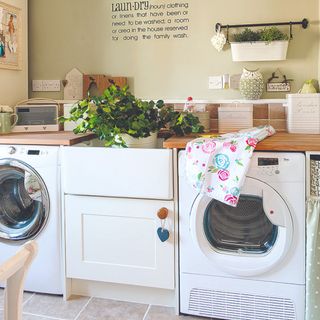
[224,194,238,206]
[246,138,258,148]
[218,169,230,181]
[202,141,216,154]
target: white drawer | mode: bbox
[61,147,173,200]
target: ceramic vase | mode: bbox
[239,68,264,100]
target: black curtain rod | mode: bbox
[215,18,308,32]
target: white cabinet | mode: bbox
[65,195,175,289]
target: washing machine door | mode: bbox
[0,158,50,243]
[190,177,293,277]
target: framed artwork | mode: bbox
[0,1,21,70]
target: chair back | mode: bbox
[0,240,38,320]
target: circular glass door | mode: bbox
[190,177,293,277]
[0,159,49,243]
[203,194,278,255]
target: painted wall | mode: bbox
[0,0,28,106]
[28,0,319,101]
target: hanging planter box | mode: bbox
[230,40,289,62]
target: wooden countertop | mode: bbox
[0,132,96,146]
[163,132,320,152]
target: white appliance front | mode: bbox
[179,151,305,319]
[0,145,62,294]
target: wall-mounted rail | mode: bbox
[215,18,309,32]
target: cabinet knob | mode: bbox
[157,207,168,220]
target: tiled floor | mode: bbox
[0,291,215,320]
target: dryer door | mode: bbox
[190,177,293,277]
[0,159,50,243]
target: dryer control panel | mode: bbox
[247,152,305,182]
[258,157,279,166]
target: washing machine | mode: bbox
[0,145,62,294]
[179,151,305,320]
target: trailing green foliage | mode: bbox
[233,27,288,43]
[60,83,204,147]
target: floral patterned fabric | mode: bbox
[185,125,276,207]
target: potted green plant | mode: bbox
[60,83,204,148]
[230,27,289,61]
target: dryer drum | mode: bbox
[203,195,278,254]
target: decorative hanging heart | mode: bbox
[157,227,169,242]
[211,32,226,52]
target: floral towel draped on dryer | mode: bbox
[185,125,275,207]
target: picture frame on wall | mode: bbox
[0,1,21,70]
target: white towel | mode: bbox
[185,125,276,207]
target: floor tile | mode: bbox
[145,306,215,320]
[23,294,90,319]
[77,298,148,320]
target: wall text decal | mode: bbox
[111,1,190,41]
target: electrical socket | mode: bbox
[42,80,61,92]
[32,80,61,92]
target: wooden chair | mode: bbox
[0,241,38,320]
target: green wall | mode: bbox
[0,0,28,106]
[28,0,319,101]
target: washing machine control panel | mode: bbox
[0,145,59,166]
[7,146,16,154]
[16,148,48,156]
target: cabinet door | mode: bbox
[65,195,175,289]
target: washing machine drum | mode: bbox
[0,159,49,242]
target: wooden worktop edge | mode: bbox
[163,132,320,152]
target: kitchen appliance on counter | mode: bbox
[12,99,62,133]
[179,151,305,320]
[0,145,63,294]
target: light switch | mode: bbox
[209,76,223,90]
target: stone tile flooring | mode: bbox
[0,291,216,320]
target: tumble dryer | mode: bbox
[179,151,305,320]
[0,145,62,294]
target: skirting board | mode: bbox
[69,278,176,307]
